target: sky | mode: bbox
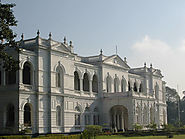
[3,0,185,97]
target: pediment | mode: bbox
[103,55,130,69]
[51,40,70,53]
[153,69,163,78]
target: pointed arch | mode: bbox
[23,62,33,85]
[56,106,61,126]
[93,107,99,125]
[75,106,81,125]
[56,66,64,88]
[92,74,98,93]
[121,77,126,92]
[83,73,89,91]
[74,71,80,91]
[24,103,32,126]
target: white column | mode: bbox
[114,114,116,129]
[117,115,120,130]
[89,80,92,95]
[80,79,83,95]
[19,69,23,84]
[122,114,125,131]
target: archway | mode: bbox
[110,105,128,131]
[24,103,32,126]
[23,62,32,85]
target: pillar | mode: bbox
[89,79,92,95]
[80,79,83,94]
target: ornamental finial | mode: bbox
[144,62,146,67]
[64,36,66,44]
[49,32,52,39]
[69,40,72,46]
[21,33,24,40]
[37,30,40,37]
[124,57,127,63]
[100,49,103,55]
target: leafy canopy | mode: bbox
[0,2,19,71]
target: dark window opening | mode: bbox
[83,73,89,91]
[23,62,31,85]
[92,75,98,93]
[128,81,131,91]
[134,82,137,92]
[24,103,31,126]
[74,71,80,91]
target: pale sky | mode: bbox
[3,0,185,97]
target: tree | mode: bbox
[0,2,19,71]
[166,86,180,125]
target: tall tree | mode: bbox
[166,86,180,125]
[0,2,19,71]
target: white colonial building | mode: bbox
[0,32,167,134]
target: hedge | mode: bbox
[0,135,31,139]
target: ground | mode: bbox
[97,135,185,139]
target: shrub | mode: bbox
[82,125,102,139]
[133,123,143,131]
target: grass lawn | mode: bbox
[97,135,185,139]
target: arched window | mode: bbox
[83,73,89,91]
[150,106,155,123]
[128,81,131,91]
[74,71,80,91]
[121,78,126,92]
[6,70,16,85]
[155,84,159,99]
[143,105,148,125]
[114,77,119,92]
[93,107,99,125]
[6,104,15,127]
[85,107,90,125]
[134,82,137,92]
[56,66,64,88]
[106,75,111,92]
[92,75,98,93]
[23,62,32,85]
[139,83,143,92]
[75,106,81,125]
[24,103,31,126]
[56,106,61,126]
[136,106,141,124]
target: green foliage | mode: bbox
[133,123,143,131]
[0,135,31,139]
[146,122,157,131]
[0,2,19,71]
[82,125,102,139]
[162,124,175,132]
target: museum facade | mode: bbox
[0,32,167,134]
